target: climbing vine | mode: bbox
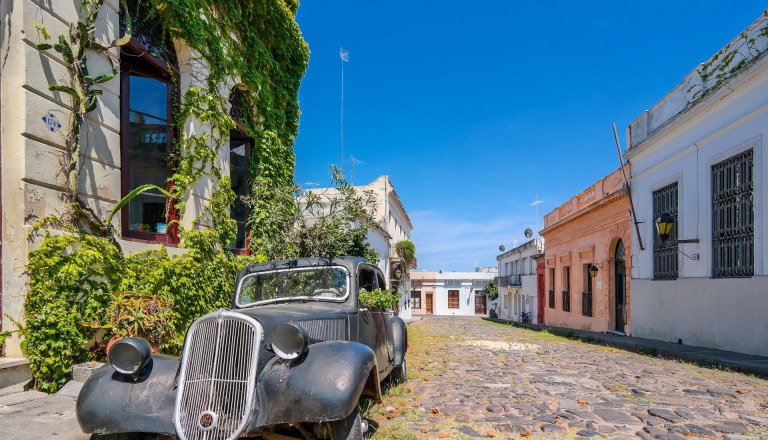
[22,0,309,391]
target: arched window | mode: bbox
[229,89,254,252]
[119,0,179,243]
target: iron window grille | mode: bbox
[653,182,679,279]
[712,149,754,277]
[562,290,571,312]
[582,291,593,317]
[548,290,555,308]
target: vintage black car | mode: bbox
[77,257,408,440]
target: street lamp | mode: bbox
[588,265,599,278]
[655,213,675,241]
[654,212,700,260]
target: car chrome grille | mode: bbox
[174,310,262,440]
[295,318,348,341]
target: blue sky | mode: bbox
[293,1,767,272]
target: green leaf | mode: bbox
[93,72,116,84]
[106,184,178,227]
[37,43,53,51]
[49,84,79,98]
[83,97,98,113]
[116,0,132,46]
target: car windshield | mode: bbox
[237,266,350,306]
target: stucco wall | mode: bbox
[625,31,768,357]
[0,0,226,356]
[632,277,768,356]
[541,168,632,334]
[410,271,436,315]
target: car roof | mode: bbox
[237,256,372,277]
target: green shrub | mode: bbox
[359,288,400,311]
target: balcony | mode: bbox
[495,275,521,287]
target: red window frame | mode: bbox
[229,123,252,255]
[119,38,180,245]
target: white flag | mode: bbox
[340,47,349,62]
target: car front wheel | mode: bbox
[392,357,407,383]
[329,406,363,440]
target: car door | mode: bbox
[355,264,390,374]
[374,269,394,363]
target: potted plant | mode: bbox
[108,291,175,353]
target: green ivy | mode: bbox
[23,0,308,392]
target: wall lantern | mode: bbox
[588,265,599,278]
[655,213,675,241]
[393,265,403,279]
[654,212,700,260]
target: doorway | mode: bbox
[614,240,626,332]
[474,294,487,314]
[537,273,545,324]
[425,293,433,314]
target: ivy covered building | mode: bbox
[0,0,307,370]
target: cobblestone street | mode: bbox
[374,316,768,440]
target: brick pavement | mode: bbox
[1,315,767,439]
[387,316,768,439]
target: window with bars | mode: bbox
[582,264,593,317]
[448,290,460,309]
[562,266,570,312]
[712,149,754,277]
[653,182,679,279]
[548,267,555,308]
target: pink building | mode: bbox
[409,271,437,315]
[540,166,633,334]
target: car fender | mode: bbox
[252,340,379,427]
[76,354,179,436]
[390,315,407,366]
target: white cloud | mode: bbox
[409,210,536,272]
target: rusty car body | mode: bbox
[76,257,408,440]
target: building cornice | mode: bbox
[539,189,627,236]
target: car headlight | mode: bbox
[271,322,309,363]
[110,337,152,378]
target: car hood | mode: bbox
[233,302,353,373]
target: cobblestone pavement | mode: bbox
[377,316,768,440]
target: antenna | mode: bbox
[530,196,543,233]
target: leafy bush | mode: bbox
[359,288,401,312]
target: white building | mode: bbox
[431,269,496,316]
[625,10,768,356]
[309,175,415,319]
[496,238,544,323]
[359,176,415,320]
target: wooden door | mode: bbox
[426,293,433,314]
[615,240,626,332]
[537,273,545,324]
[474,294,487,314]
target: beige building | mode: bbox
[307,175,415,318]
[0,1,293,357]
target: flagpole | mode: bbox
[340,48,346,173]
